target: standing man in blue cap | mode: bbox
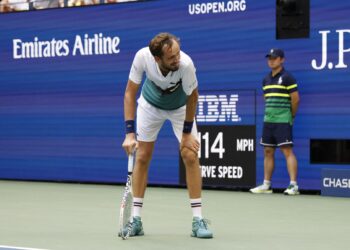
[250,48,300,195]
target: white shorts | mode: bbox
[136,95,198,142]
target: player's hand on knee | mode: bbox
[122,133,138,155]
[180,134,199,155]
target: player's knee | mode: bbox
[281,147,294,157]
[264,147,275,157]
[136,150,152,166]
[181,148,197,166]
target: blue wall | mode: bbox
[1,0,350,190]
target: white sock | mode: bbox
[133,197,143,217]
[290,181,297,186]
[190,198,202,218]
[263,180,271,187]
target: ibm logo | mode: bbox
[197,94,241,122]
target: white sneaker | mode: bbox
[283,185,300,195]
[250,184,273,194]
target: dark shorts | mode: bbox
[260,122,293,147]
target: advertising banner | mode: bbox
[1,0,350,190]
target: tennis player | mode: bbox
[121,33,213,238]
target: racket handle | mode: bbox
[128,153,134,173]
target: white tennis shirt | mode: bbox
[128,47,198,96]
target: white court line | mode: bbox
[0,245,50,250]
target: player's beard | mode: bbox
[161,61,180,72]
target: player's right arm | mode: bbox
[122,49,145,154]
[122,79,140,155]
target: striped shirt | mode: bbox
[262,68,298,124]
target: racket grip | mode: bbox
[127,153,134,173]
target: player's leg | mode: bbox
[264,146,276,182]
[250,123,276,193]
[123,141,154,237]
[126,96,165,236]
[170,109,213,238]
[169,108,202,202]
[132,141,155,202]
[180,147,202,199]
[179,147,213,238]
[280,146,299,195]
[280,145,298,181]
[276,123,299,195]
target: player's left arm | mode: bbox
[290,91,300,118]
[185,87,198,122]
[182,59,199,122]
[181,87,200,154]
[180,60,200,154]
[286,74,300,118]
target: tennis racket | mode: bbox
[119,153,135,240]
